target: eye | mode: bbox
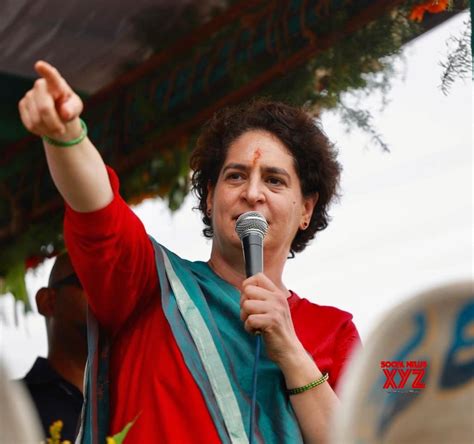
[225,172,244,181]
[266,176,285,186]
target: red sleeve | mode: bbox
[331,319,362,393]
[290,295,362,393]
[64,166,158,335]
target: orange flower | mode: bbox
[426,0,449,13]
[409,5,426,22]
[409,0,449,22]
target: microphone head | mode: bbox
[235,211,268,240]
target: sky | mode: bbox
[0,12,471,379]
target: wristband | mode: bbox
[42,118,87,147]
[287,373,329,395]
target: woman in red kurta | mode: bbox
[19,60,361,443]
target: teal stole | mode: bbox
[77,238,303,443]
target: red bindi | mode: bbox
[251,149,262,167]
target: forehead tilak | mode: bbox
[251,148,262,167]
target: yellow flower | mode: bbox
[106,438,116,444]
[48,420,63,444]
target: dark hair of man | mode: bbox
[190,99,342,254]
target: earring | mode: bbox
[301,221,308,230]
[207,208,212,217]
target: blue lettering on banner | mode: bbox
[440,301,474,388]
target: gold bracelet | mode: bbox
[287,373,329,395]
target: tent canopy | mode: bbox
[0,0,462,308]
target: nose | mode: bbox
[241,176,266,206]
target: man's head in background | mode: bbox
[36,252,88,372]
[23,252,88,442]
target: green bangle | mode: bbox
[42,119,88,147]
[287,373,329,395]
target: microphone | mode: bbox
[235,211,269,277]
[235,211,268,444]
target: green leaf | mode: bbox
[3,262,31,318]
[109,414,140,444]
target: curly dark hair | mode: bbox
[190,99,341,254]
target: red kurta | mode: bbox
[64,167,361,442]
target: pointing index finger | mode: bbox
[34,60,70,99]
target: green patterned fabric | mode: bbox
[76,237,304,443]
[151,239,304,443]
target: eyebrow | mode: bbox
[222,163,291,181]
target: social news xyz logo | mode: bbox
[380,361,427,392]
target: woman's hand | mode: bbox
[18,60,83,141]
[240,273,306,365]
[18,61,112,212]
[241,273,339,444]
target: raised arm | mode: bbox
[18,60,112,212]
[19,62,158,334]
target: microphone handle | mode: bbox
[241,233,263,444]
[242,233,264,277]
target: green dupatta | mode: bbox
[77,238,303,443]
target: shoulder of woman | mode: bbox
[290,292,354,322]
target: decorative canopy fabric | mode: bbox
[0,0,461,307]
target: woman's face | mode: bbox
[207,129,317,260]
